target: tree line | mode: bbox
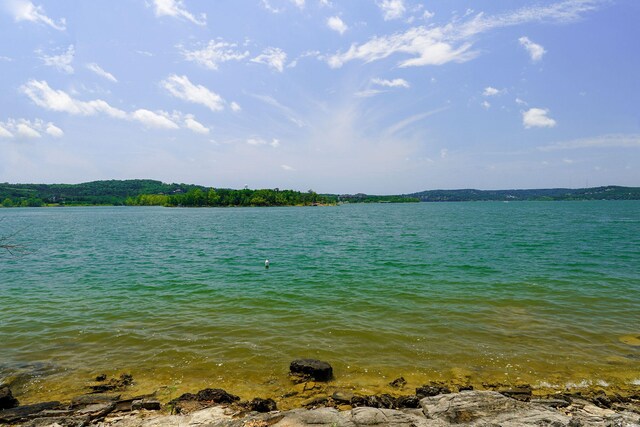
[126,188,334,207]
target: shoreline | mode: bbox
[2,379,639,426]
[2,362,640,426]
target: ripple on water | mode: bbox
[0,202,639,402]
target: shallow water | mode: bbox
[1,202,639,404]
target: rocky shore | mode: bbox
[2,360,639,426]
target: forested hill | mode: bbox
[1,180,639,207]
[407,186,640,202]
[0,180,204,206]
[0,179,330,207]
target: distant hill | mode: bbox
[0,179,330,207]
[0,179,205,206]
[1,180,639,207]
[407,186,640,202]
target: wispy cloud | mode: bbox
[0,118,63,139]
[161,74,225,112]
[247,137,280,148]
[522,107,557,128]
[152,0,206,26]
[538,134,640,151]
[180,40,249,70]
[483,86,503,96]
[519,36,546,61]
[37,45,74,74]
[86,63,117,83]
[377,0,406,21]
[251,93,306,128]
[21,80,208,134]
[21,80,127,118]
[327,16,347,35]
[131,109,179,130]
[251,47,287,72]
[328,0,598,68]
[184,115,210,135]
[385,106,449,136]
[7,0,66,30]
[372,78,410,88]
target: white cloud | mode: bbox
[86,63,117,83]
[246,137,280,147]
[0,56,13,62]
[45,122,64,137]
[483,86,503,96]
[7,0,66,30]
[0,118,63,139]
[378,0,406,21]
[519,36,546,61]
[327,16,347,35]
[538,134,640,151]
[247,137,266,145]
[281,164,295,171]
[290,0,304,9]
[132,109,179,130]
[515,97,528,106]
[184,115,209,134]
[328,26,477,68]
[329,1,597,69]
[21,80,207,135]
[251,47,287,72]
[161,74,225,112]
[21,80,127,118]
[230,102,242,112]
[38,45,74,74]
[180,40,249,70]
[16,122,41,138]
[0,125,13,138]
[372,78,410,88]
[261,0,283,13]
[440,148,448,159]
[355,89,385,98]
[423,10,435,20]
[152,0,206,26]
[522,107,557,128]
[481,101,491,109]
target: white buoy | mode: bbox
[265,259,270,269]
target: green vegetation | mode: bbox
[0,180,334,207]
[407,186,640,202]
[337,193,420,203]
[1,180,639,208]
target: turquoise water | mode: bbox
[1,202,639,403]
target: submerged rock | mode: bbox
[290,359,333,382]
[246,397,277,412]
[415,384,451,398]
[89,373,133,393]
[0,385,19,409]
[388,377,406,388]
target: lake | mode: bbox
[1,202,639,404]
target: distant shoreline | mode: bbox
[1,179,639,207]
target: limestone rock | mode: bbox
[0,401,62,424]
[420,390,569,425]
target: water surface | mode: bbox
[1,202,639,403]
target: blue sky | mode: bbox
[1,0,638,193]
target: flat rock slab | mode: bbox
[0,401,62,423]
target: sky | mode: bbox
[1,0,639,194]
